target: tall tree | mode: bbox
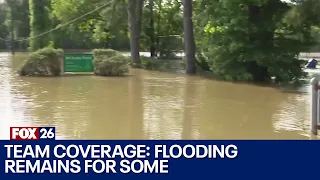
[128,0,144,65]
[1,0,30,50]
[0,3,8,49]
[5,0,16,54]
[29,0,52,51]
[194,0,314,83]
[16,0,30,38]
[147,0,156,57]
[182,0,196,74]
[155,0,162,53]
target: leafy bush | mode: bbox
[93,49,122,57]
[18,48,63,76]
[195,52,211,71]
[93,49,130,76]
[140,56,158,70]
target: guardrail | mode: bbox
[300,52,320,59]
[310,77,320,135]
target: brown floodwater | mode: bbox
[0,52,318,140]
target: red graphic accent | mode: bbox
[10,127,39,140]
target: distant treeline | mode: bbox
[2,0,320,83]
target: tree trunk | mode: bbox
[10,29,14,55]
[9,5,14,55]
[149,0,156,57]
[29,0,52,51]
[182,0,196,74]
[246,5,270,82]
[128,0,143,65]
[136,0,144,35]
[156,0,162,56]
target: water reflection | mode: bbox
[142,72,186,139]
[0,53,34,139]
[273,92,310,135]
[181,77,204,139]
[0,53,317,140]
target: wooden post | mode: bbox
[310,77,318,135]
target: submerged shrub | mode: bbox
[18,48,63,76]
[140,56,158,70]
[93,49,122,57]
[93,49,130,76]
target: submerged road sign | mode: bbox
[64,54,94,72]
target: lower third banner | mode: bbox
[0,140,319,180]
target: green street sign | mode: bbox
[64,54,94,72]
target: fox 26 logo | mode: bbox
[10,127,56,140]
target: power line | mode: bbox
[0,1,112,42]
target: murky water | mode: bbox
[0,52,317,139]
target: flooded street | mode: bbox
[0,52,316,139]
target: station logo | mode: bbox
[10,127,56,140]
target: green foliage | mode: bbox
[140,56,158,69]
[6,0,30,38]
[18,47,63,76]
[195,52,210,71]
[92,49,130,76]
[51,0,102,32]
[0,3,8,49]
[158,35,183,59]
[141,0,183,52]
[1,0,319,83]
[0,0,30,50]
[155,0,183,36]
[29,0,52,51]
[93,48,122,57]
[195,0,311,83]
[5,0,184,53]
[99,0,128,47]
[286,0,320,26]
[309,26,320,51]
[51,0,130,50]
